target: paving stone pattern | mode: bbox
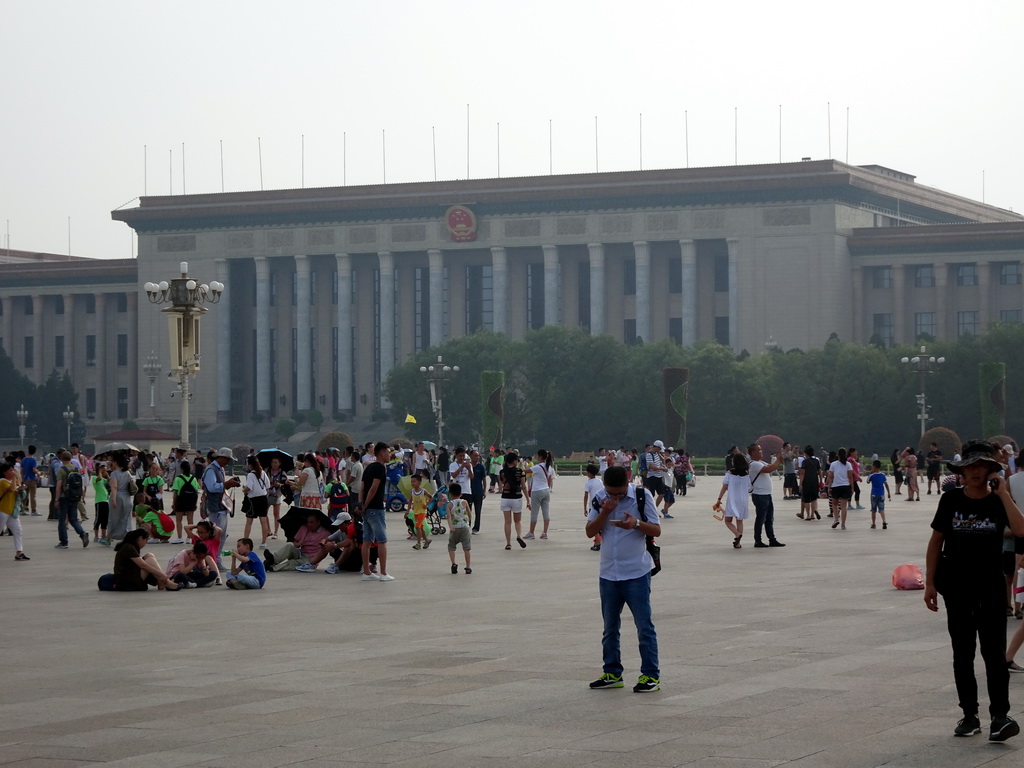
[0,477,1020,766]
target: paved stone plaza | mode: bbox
[1,475,1021,767]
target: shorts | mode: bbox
[447,527,471,551]
[831,485,852,501]
[662,486,675,504]
[800,486,818,504]
[245,495,269,519]
[783,473,798,490]
[414,512,427,529]
[500,497,523,514]
[927,464,941,480]
[870,494,885,514]
[644,476,665,496]
[1003,550,1017,576]
[362,508,388,544]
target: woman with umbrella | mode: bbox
[242,455,272,548]
[107,454,136,541]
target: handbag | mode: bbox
[241,494,253,516]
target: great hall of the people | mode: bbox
[2,159,1023,430]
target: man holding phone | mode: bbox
[585,466,661,692]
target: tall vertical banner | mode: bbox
[979,362,1006,438]
[481,370,505,449]
[662,367,690,449]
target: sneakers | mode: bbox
[464,567,472,574]
[754,542,769,548]
[214,577,222,586]
[523,532,535,539]
[361,572,380,581]
[662,513,674,519]
[378,573,396,582]
[81,533,90,548]
[168,537,186,544]
[882,522,888,529]
[989,716,1020,741]
[14,553,30,561]
[226,579,239,589]
[423,539,431,549]
[451,563,458,574]
[54,543,69,549]
[590,544,601,551]
[589,673,624,689]
[517,537,526,548]
[324,563,339,574]
[954,714,982,737]
[539,532,548,539]
[295,563,317,573]
[633,675,661,693]
[769,541,786,547]
[412,543,422,550]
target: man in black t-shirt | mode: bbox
[926,442,943,495]
[359,442,394,582]
[925,439,1024,742]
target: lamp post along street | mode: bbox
[418,355,459,447]
[16,404,28,448]
[900,345,945,438]
[62,406,74,447]
[144,262,224,451]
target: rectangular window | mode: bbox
[84,294,96,313]
[24,336,34,368]
[85,335,96,367]
[269,329,277,411]
[116,334,128,366]
[270,273,277,306]
[464,265,493,333]
[1000,309,1022,324]
[957,310,979,337]
[332,269,338,304]
[291,327,298,409]
[331,326,339,413]
[55,296,65,315]
[956,264,978,287]
[117,387,128,419]
[414,267,428,351]
[623,318,637,345]
[669,317,683,345]
[623,259,636,296]
[999,262,1022,286]
[309,272,316,305]
[872,313,894,347]
[292,274,298,306]
[373,269,381,390]
[24,298,33,316]
[526,263,545,330]
[914,265,935,288]
[714,316,730,345]
[668,260,682,293]
[54,336,65,368]
[86,388,96,419]
[914,312,936,341]
[871,266,893,289]
[115,293,128,313]
[578,262,591,329]
[713,253,729,292]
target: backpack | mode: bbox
[97,573,117,591]
[328,482,349,511]
[638,452,649,477]
[175,476,199,511]
[636,488,661,577]
[62,468,84,502]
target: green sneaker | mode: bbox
[633,675,661,692]
[589,673,624,689]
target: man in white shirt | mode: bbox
[643,441,668,510]
[449,446,471,489]
[748,443,785,548]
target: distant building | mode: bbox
[1,159,1022,431]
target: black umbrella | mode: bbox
[278,506,336,542]
[257,448,295,473]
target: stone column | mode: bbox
[94,293,107,422]
[0,296,13,356]
[491,246,508,334]
[62,294,75,371]
[378,251,395,403]
[680,240,697,346]
[978,261,991,330]
[935,264,949,340]
[31,295,44,382]
[428,248,444,347]
[294,255,312,412]
[588,242,605,335]
[542,244,560,326]
[850,267,864,345]
[214,258,232,419]
[335,253,353,413]
[633,241,651,343]
[127,292,139,418]
[253,256,271,416]
[892,265,906,346]
[726,239,739,348]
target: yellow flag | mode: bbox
[405,413,417,424]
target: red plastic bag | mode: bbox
[892,563,924,590]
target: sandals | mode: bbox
[832,521,840,529]
[732,535,742,549]
[505,544,512,550]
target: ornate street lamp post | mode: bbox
[62,406,74,447]
[143,350,162,416]
[901,345,945,438]
[418,355,459,447]
[144,262,224,450]
[16,404,28,448]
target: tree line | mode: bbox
[0,348,81,447]
[383,323,1024,456]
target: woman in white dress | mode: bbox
[716,452,751,548]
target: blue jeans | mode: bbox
[228,572,262,589]
[599,573,659,678]
[752,493,776,544]
[58,498,86,546]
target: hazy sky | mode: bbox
[4,0,1023,260]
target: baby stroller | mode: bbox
[385,460,408,512]
[424,483,448,535]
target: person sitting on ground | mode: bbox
[112,528,180,591]
[296,512,357,573]
[264,512,330,571]
[184,520,224,567]
[134,491,174,543]
[225,537,267,590]
[166,541,221,588]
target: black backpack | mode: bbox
[636,487,661,577]
[176,475,199,511]
[62,468,84,502]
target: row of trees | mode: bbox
[0,348,81,447]
[383,323,1024,456]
